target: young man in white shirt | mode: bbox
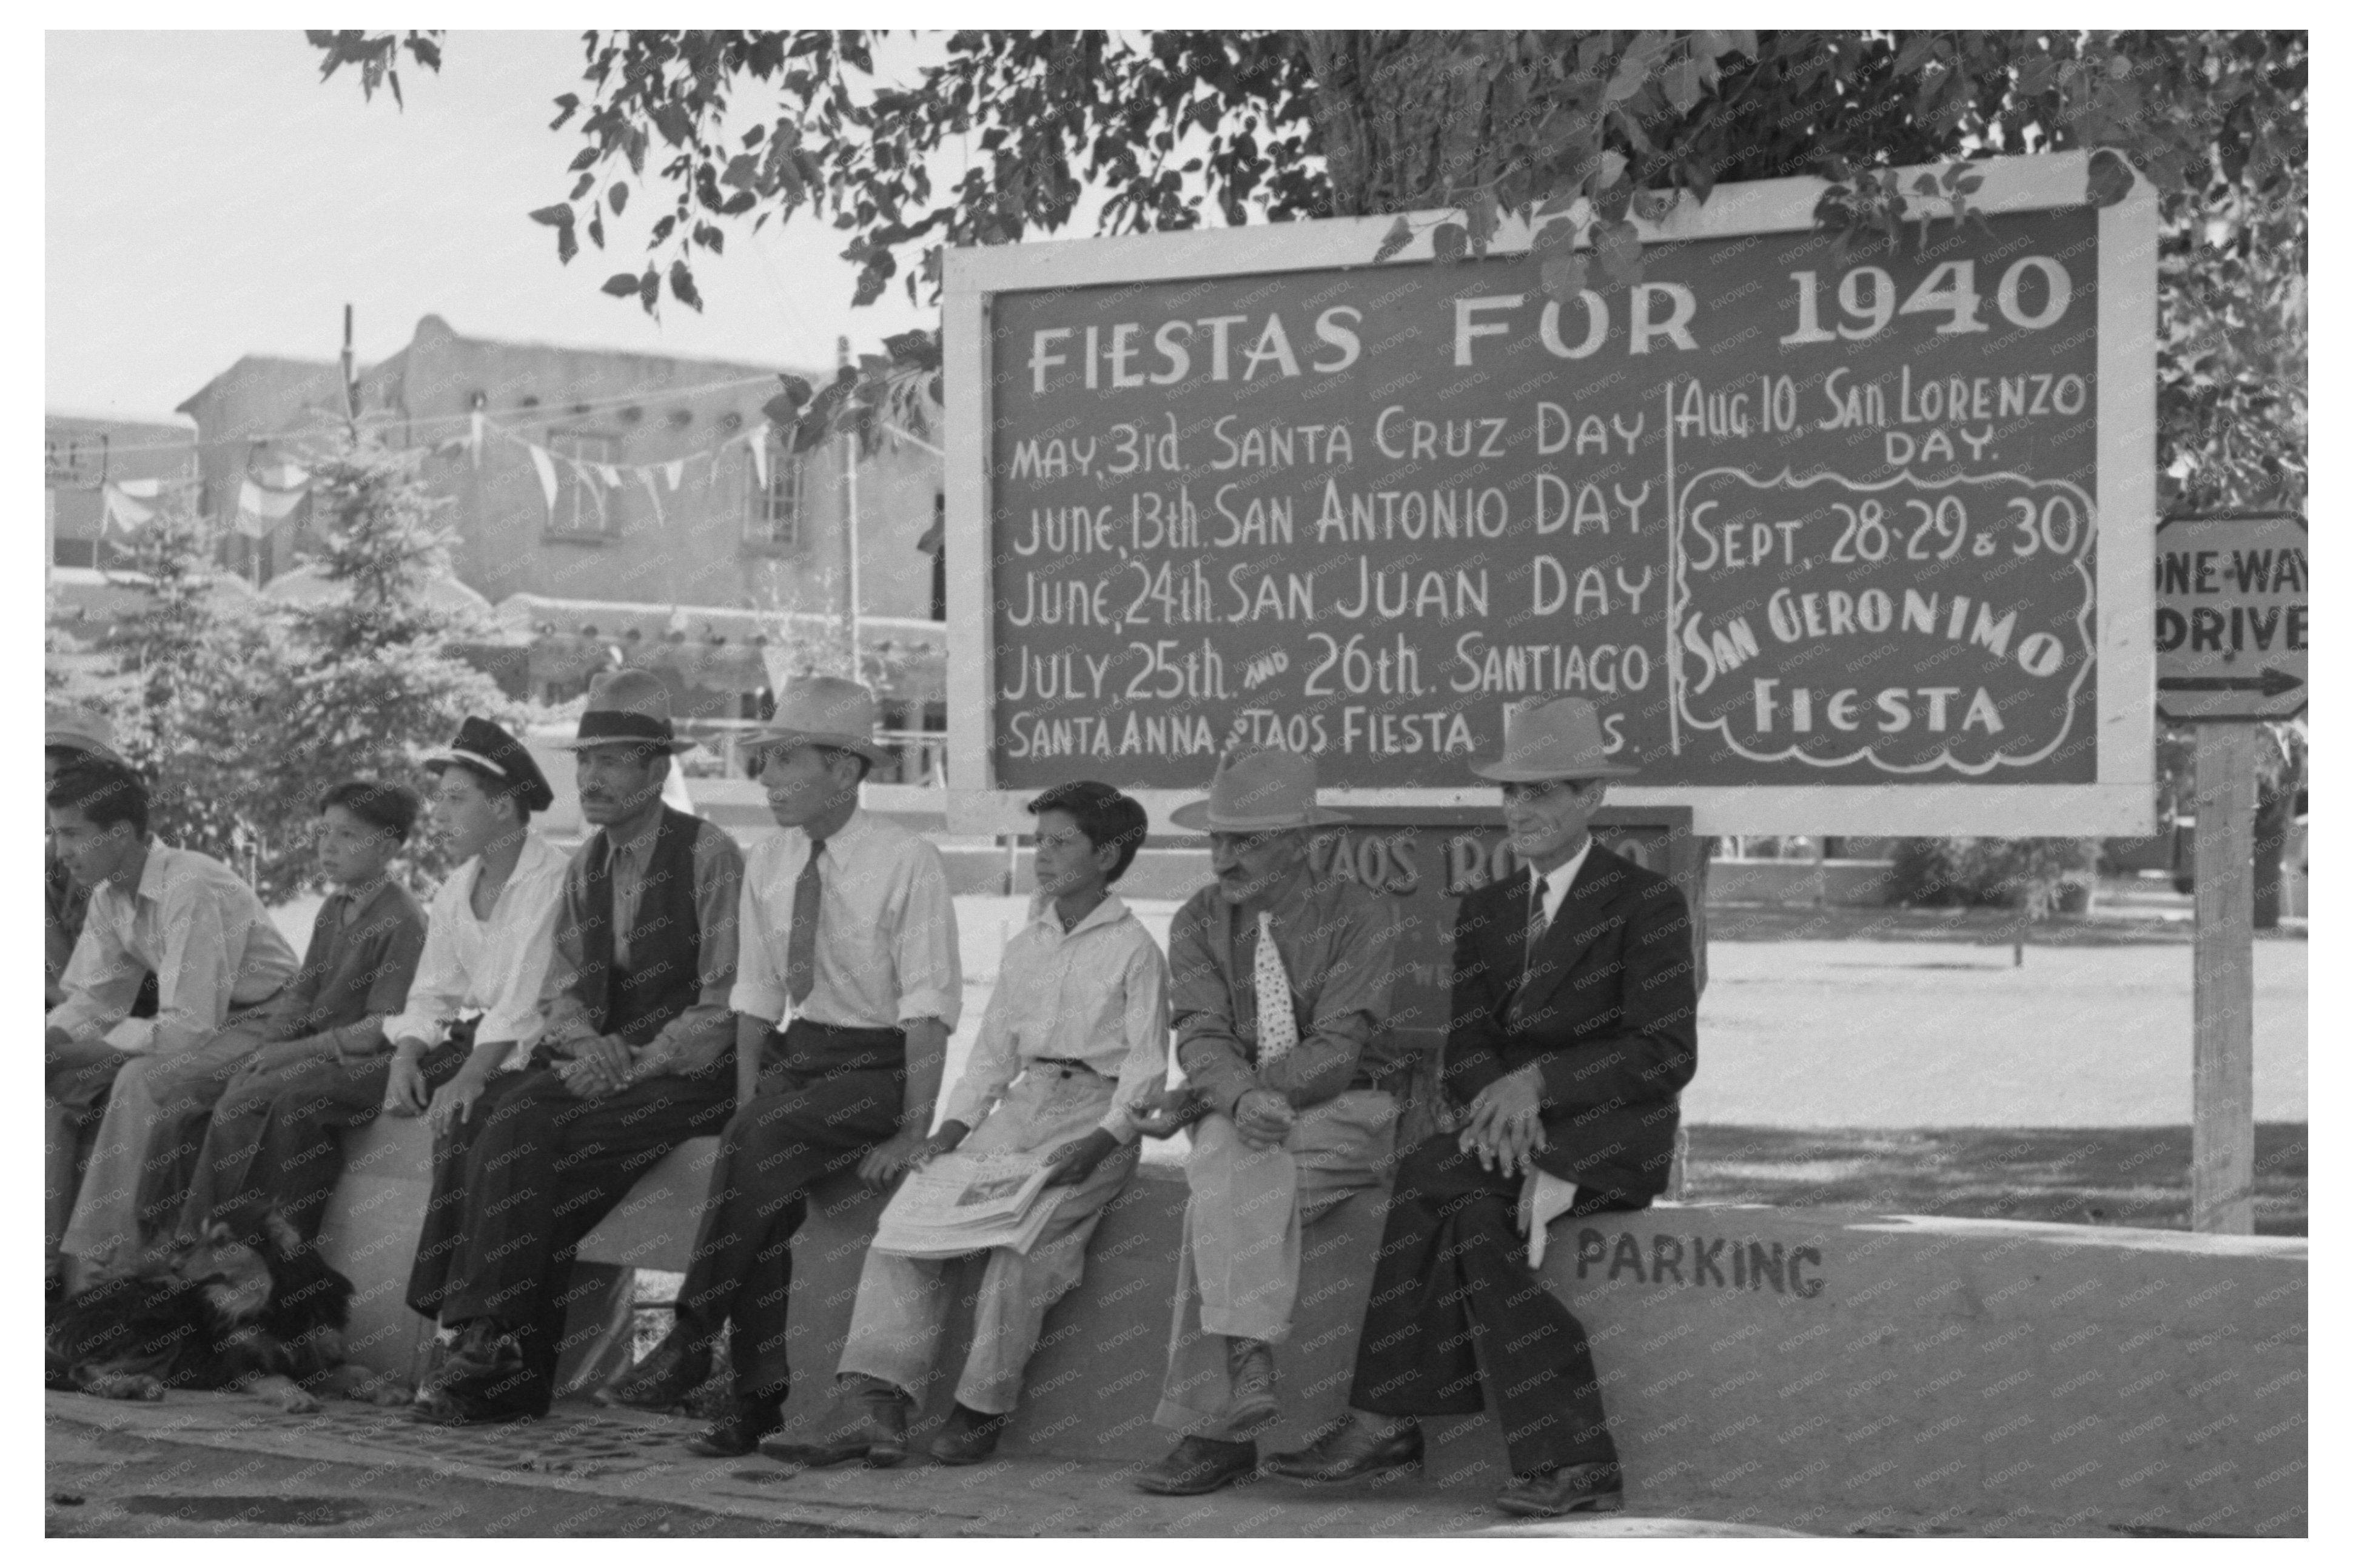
[807,780,1167,1467]
[181,718,567,1243]
[605,675,961,1458]
[46,760,300,1282]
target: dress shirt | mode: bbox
[47,846,89,999]
[264,878,429,1059]
[1168,865,1403,1118]
[939,893,1169,1142]
[1528,835,1593,933]
[47,842,300,1055]
[383,832,571,1070]
[733,808,962,1031]
[543,811,743,1076]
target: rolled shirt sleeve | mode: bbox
[729,837,790,1025]
[891,843,962,1030]
[46,917,143,1047]
[1102,928,1172,1142]
[935,960,1022,1133]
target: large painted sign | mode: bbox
[945,152,2155,833]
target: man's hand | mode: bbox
[1126,1085,1202,1141]
[554,1033,633,1099]
[1234,1087,1297,1151]
[859,1130,935,1187]
[1042,1128,1121,1188]
[423,1067,493,1137]
[1458,1065,1548,1178]
[905,1119,970,1173]
[382,1045,433,1116]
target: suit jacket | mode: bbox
[1440,842,1698,1201]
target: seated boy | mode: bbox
[175,781,429,1242]
[48,760,300,1278]
[794,781,1168,1467]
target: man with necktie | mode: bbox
[606,675,962,1459]
[1264,695,1699,1518]
[1130,749,1405,1497]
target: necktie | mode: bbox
[785,837,826,1008]
[1523,871,1551,983]
[1253,910,1299,1065]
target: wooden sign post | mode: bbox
[2157,512,2308,1235]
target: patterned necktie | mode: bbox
[785,836,826,1008]
[1523,871,1551,983]
[1253,910,1299,1065]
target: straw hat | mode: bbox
[548,669,694,754]
[754,674,893,766]
[1169,748,1349,831]
[1469,696,1639,782]
[46,702,124,765]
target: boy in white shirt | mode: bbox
[814,781,1168,1467]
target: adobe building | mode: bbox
[172,314,947,777]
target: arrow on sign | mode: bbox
[2157,668,2304,697]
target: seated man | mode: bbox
[1131,749,1405,1498]
[183,721,566,1243]
[126,780,428,1251]
[404,672,744,1426]
[47,760,300,1280]
[1265,696,1699,1518]
[606,675,960,1459]
[46,705,136,1012]
[814,781,1167,1467]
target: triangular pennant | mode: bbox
[595,463,622,489]
[637,469,666,531]
[470,409,486,469]
[528,443,559,515]
[663,459,685,492]
[748,428,768,489]
[114,477,163,500]
[101,484,155,533]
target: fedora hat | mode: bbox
[1470,696,1639,782]
[549,669,693,754]
[47,702,124,765]
[424,715,556,812]
[754,674,892,766]
[1169,748,1350,832]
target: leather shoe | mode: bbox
[929,1402,1012,1466]
[1494,1462,1625,1518]
[1224,1337,1279,1435]
[683,1394,785,1458]
[600,1325,711,1411]
[758,1376,909,1469]
[1265,1413,1423,1483]
[1133,1435,1258,1496]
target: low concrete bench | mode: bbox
[320,1122,2307,1536]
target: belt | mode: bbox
[1032,1056,1101,1075]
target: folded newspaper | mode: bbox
[871,1149,1073,1258]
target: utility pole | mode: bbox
[341,304,361,426]
[837,334,862,668]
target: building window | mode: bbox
[549,430,620,537]
[52,536,98,569]
[45,433,106,489]
[745,440,805,549]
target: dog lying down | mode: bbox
[47,1213,408,1413]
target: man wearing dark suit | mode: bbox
[1264,695,1698,1518]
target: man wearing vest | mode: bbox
[1264,696,1699,1518]
[406,672,745,1426]
[605,676,961,1460]
[1130,749,1405,1497]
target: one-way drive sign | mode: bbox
[2154,512,2308,723]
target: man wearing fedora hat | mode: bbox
[1129,748,1407,1497]
[45,703,146,1012]
[1263,695,1699,1518]
[406,671,747,1426]
[180,717,569,1246]
[606,674,963,1460]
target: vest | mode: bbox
[577,805,705,1048]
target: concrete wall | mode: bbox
[321,1124,2305,1536]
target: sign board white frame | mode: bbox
[943,150,2156,836]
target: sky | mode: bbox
[46,30,940,421]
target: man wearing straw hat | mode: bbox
[1130,748,1406,1497]
[606,674,962,1461]
[1264,695,1699,1518]
[406,670,745,1425]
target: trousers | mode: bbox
[55,1013,275,1267]
[183,1034,468,1242]
[1348,1133,1635,1477]
[406,1056,734,1413]
[837,1065,1139,1415]
[1153,1087,1396,1438]
[673,1033,904,1400]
